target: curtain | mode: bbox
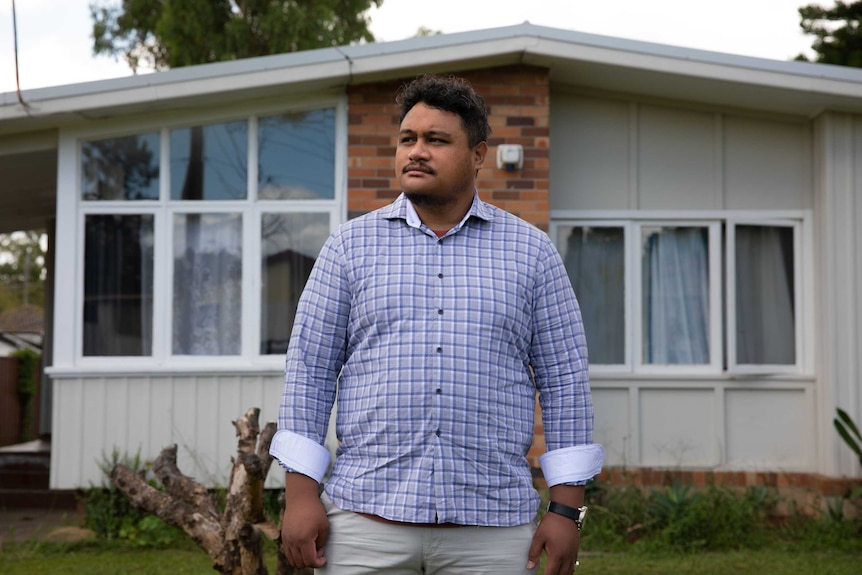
[83,215,154,356]
[643,227,709,364]
[563,227,625,364]
[173,213,242,355]
[735,225,795,365]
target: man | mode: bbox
[270,74,604,574]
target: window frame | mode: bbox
[550,210,812,377]
[725,217,803,374]
[62,98,346,371]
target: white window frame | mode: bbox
[53,96,347,373]
[552,220,632,374]
[550,210,812,377]
[725,217,803,375]
[632,220,723,375]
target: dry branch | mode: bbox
[110,407,310,575]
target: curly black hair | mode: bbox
[396,75,491,148]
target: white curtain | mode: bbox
[643,227,710,364]
[735,225,794,365]
[563,227,625,364]
[173,213,242,355]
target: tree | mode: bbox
[90,0,383,71]
[0,231,46,311]
[798,1,862,66]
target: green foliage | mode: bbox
[646,480,698,529]
[580,481,650,550]
[90,0,384,71]
[798,1,862,66]
[262,488,283,523]
[81,448,180,547]
[10,348,40,442]
[648,485,772,552]
[834,406,862,468]
[0,231,45,310]
[576,479,834,554]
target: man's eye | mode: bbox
[400,137,415,144]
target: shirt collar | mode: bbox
[380,192,494,231]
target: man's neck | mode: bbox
[409,194,473,231]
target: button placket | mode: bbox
[434,236,445,440]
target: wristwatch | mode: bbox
[547,501,588,531]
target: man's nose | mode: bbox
[408,140,428,160]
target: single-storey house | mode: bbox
[1,24,861,490]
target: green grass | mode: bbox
[578,550,861,575]
[0,539,280,574]
[4,480,856,574]
[1,544,860,575]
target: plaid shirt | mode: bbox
[272,193,596,526]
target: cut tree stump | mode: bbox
[111,407,311,575]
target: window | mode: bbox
[78,105,341,361]
[554,217,803,374]
[83,214,154,356]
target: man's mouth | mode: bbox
[403,163,434,175]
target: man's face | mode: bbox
[395,102,486,207]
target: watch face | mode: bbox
[577,506,587,527]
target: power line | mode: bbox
[11,0,30,109]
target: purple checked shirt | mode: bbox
[270,193,604,527]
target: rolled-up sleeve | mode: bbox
[270,233,350,481]
[529,241,604,485]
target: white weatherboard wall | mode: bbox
[50,374,290,489]
[813,113,862,479]
[549,90,821,474]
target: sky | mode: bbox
[0,0,819,95]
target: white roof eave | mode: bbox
[4,23,862,132]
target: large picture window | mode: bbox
[78,105,341,361]
[554,217,803,374]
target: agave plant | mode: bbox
[834,407,862,469]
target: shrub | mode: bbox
[649,484,772,551]
[11,348,40,442]
[580,479,650,550]
[81,448,181,547]
[578,479,784,553]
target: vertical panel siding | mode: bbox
[589,378,816,475]
[51,374,286,489]
[550,92,813,212]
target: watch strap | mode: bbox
[547,501,586,530]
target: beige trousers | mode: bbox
[317,492,538,575]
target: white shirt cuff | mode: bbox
[539,444,605,486]
[269,429,332,483]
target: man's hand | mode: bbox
[281,472,329,569]
[527,484,584,574]
[526,512,580,574]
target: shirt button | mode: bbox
[437,309,443,315]
[438,273,443,279]
[436,388,442,394]
[436,347,442,353]
[435,430,441,436]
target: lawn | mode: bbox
[5,479,857,574]
[1,544,860,575]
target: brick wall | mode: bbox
[346,65,550,230]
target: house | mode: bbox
[1,23,861,490]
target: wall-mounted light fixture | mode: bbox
[496,144,524,172]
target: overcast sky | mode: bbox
[1,0,818,94]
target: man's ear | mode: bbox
[473,141,488,170]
